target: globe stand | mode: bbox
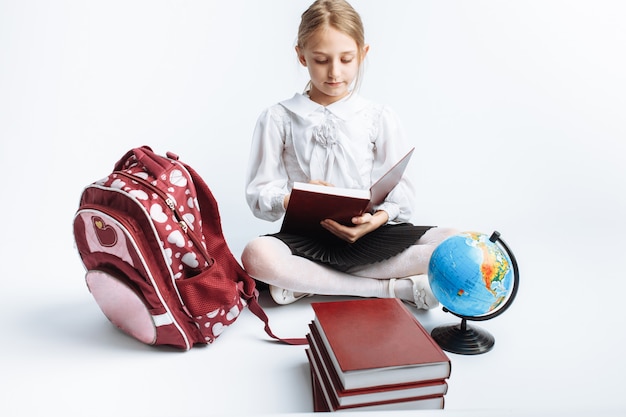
[430,231,519,355]
[431,317,495,355]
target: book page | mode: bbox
[293,182,370,199]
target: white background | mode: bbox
[1,1,625,416]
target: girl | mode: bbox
[241,0,457,309]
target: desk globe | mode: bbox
[428,231,519,355]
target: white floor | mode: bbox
[2,223,625,416]
[1,1,625,416]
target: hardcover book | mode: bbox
[307,329,448,407]
[306,349,445,412]
[310,298,451,390]
[280,148,414,236]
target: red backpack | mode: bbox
[73,146,305,350]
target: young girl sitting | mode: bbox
[241,0,457,309]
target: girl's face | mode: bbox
[297,26,368,106]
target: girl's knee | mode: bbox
[241,238,265,276]
[438,227,460,240]
[241,236,287,279]
[419,227,460,246]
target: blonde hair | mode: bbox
[297,0,367,93]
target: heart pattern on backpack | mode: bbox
[99,159,210,278]
[150,204,168,223]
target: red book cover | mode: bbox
[307,328,448,406]
[305,348,445,412]
[280,183,370,236]
[311,298,451,390]
[280,148,414,237]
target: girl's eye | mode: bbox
[313,57,354,64]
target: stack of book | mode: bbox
[305,298,451,412]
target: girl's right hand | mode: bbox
[321,210,389,243]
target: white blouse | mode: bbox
[245,92,416,224]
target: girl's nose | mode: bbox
[328,60,340,79]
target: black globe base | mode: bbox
[431,318,495,355]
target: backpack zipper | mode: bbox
[115,170,213,266]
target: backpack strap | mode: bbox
[172,153,307,346]
[114,146,170,174]
[247,296,309,345]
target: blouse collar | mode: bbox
[279,92,369,120]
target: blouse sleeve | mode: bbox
[245,107,289,222]
[370,106,416,224]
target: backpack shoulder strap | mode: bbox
[247,297,308,345]
[171,153,307,346]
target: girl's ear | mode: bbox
[296,46,307,66]
[361,44,370,62]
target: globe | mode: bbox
[429,231,514,317]
[428,231,519,355]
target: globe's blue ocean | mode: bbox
[428,232,514,317]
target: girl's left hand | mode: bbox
[320,211,389,243]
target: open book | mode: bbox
[280,148,414,237]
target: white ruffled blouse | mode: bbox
[245,92,416,224]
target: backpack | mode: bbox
[73,146,306,350]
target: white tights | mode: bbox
[240,227,458,302]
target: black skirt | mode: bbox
[269,223,433,272]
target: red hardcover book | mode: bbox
[280,148,414,236]
[310,298,451,390]
[305,348,445,412]
[307,328,448,407]
[308,351,330,412]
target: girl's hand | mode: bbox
[320,211,389,243]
